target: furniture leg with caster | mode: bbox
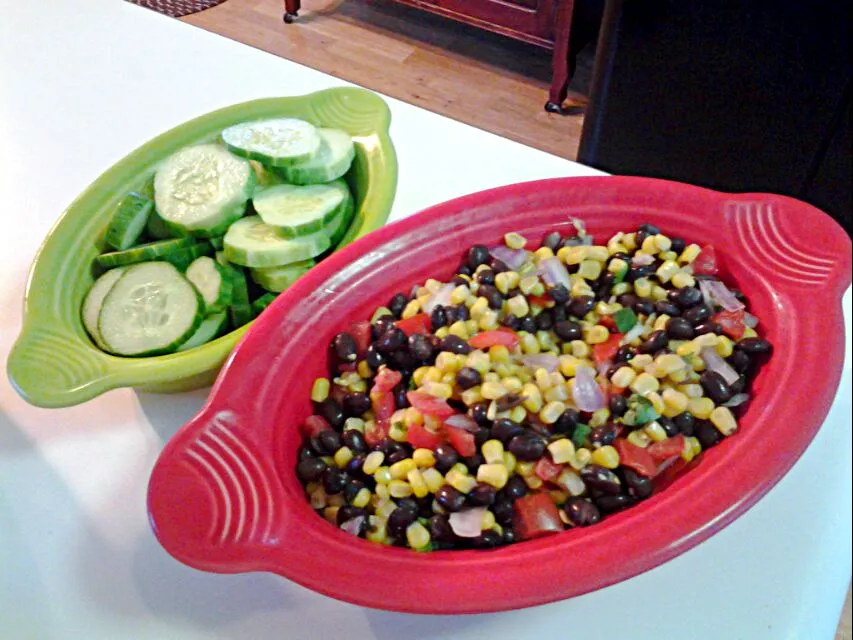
[283,0,300,23]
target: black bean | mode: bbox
[683,304,712,326]
[332,332,358,363]
[502,313,521,330]
[372,315,396,339]
[473,428,492,449]
[298,445,316,461]
[337,505,368,528]
[427,305,447,331]
[696,420,723,448]
[452,304,471,322]
[595,272,616,297]
[700,370,733,404]
[387,506,419,538]
[628,265,656,282]
[478,284,504,310]
[543,231,562,251]
[496,393,526,412]
[343,479,367,503]
[535,312,553,331]
[725,351,750,375]
[396,497,419,514]
[310,434,329,456]
[468,483,497,507]
[342,392,370,418]
[549,284,570,304]
[674,411,696,436]
[631,299,653,317]
[376,327,406,353]
[596,494,635,514]
[553,408,580,434]
[428,514,455,543]
[493,499,515,526]
[508,432,547,461]
[491,418,524,444]
[388,293,408,319]
[470,402,491,427]
[502,528,517,545]
[389,350,417,372]
[554,320,583,341]
[345,453,366,475]
[569,296,595,318]
[408,334,434,361]
[434,444,459,473]
[296,458,327,483]
[730,374,748,395]
[562,235,585,247]
[670,237,686,254]
[455,367,482,390]
[564,497,602,526]
[441,335,472,355]
[456,265,472,278]
[463,453,485,474]
[611,252,631,262]
[666,317,696,340]
[318,429,342,453]
[394,384,410,409]
[659,417,679,438]
[640,223,661,235]
[341,430,367,454]
[614,345,637,363]
[473,530,502,549]
[322,467,347,494]
[489,257,509,273]
[623,468,653,500]
[617,293,639,308]
[476,269,496,286]
[467,244,490,269]
[387,450,410,466]
[435,485,467,512]
[550,305,568,323]
[580,464,622,495]
[365,344,386,369]
[694,322,724,336]
[589,423,618,447]
[655,300,682,317]
[503,475,529,500]
[609,395,628,417]
[520,316,537,332]
[639,330,668,354]
[673,286,703,308]
[318,399,345,429]
[737,338,772,355]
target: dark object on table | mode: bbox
[578,0,852,233]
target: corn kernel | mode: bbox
[424,382,453,399]
[679,244,702,264]
[571,279,594,297]
[655,234,673,252]
[406,521,431,549]
[421,467,444,493]
[687,436,702,458]
[502,451,517,475]
[662,388,689,417]
[478,310,499,331]
[477,463,509,489]
[518,383,542,413]
[480,381,506,401]
[688,396,715,420]
[609,366,636,389]
[578,259,602,280]
[516,461,536,477]
[612,282,632,297]
[401,299,421,319]
[557,245,584,265]
[608,257,629,275]
[448,320,469,339]
[406,469,429,499]
[650,285,669,301]
[627,430,652,448]
[671,271,696,289]
[634,277,653,298]
[517,274,538,296]
[630,372,660,396]
[653,314,672,332]
[525,474,544,489]
[589,408,611,428]
[363,451,385,475]
[641,235,659,254]
[568,447,592,470]
[482,439,505,465]
[534,246,555,261]
[504,232,527,249]
[679,383,704,398]
[375,466,393,485]
[694,333,720,348]
[388,479,413,498]
[434,326,449,339]
[715,335,734,358]
[309,485,327,509]
[375,484,391,503]
[520,332,541,354]
[450,284,470,305]
[494,271,520,294]
[310,377,330,402]
[323,506,340,524]
[548,438,576,464]
[741,327,758,339]
[434,351,459,374]
[410,448,435,469]
[647,391,665,415]
[424,367,442,384]
[584,325,610,346]
[622,232,637,250]
[643,420,668,442]
[587,246,609,262]
[591,445,620,469]
[558,468,586,495]
[489,344,511,363]
[710,406,738,436]
[446,469,477,493]
[350,487,371,509]
[334,446,354,468]
[657,353,687,376]
[540,400,567,424]
[365,516,388,544]
[544,384,570,404]
[465,319,479,335]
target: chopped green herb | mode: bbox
[614,307,638,332]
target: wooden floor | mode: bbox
[181,0,590,160]
[178,1,851,637]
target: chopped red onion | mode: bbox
[422,283,454,314]
[521,353,560,372]
[449,508,486,538]
[340,516,365,536]
[699,279,744,312]
[632,253,655,267]
[654,454,682,477]
[537,256,571,289]
[621,323,646,345]
[723,393,751,408]
[700,347,740,385]
[572,366,607,412]
[744,312,759,328]
[444,413,480,433]
[489,245,529,270]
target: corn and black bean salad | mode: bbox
[296,221,773,551]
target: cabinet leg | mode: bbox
[283,0,301,23]
[546,0,577,115]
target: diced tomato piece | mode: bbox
[406,391,456,419]
[527,293,552,308]
[407,422,443,450]
[598,315,617,331]
[512,492,563,540]
[329,384,349,405]
[301,415,332,438]
[713,309,746,340]
[370,389,395,423]
[372,366,403,393]
[468,330,520,350]
[652,456,701,493]
[692,245,718,276]
[592,333,624,367]
[365,419,390,447]
[348,321,372,356]
[445,425,476,457]
[394,313,431,336]
[535,456,562,482]
[613,438,658,477]
[647,434,686,465]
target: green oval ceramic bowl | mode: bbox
[7,87,398,408]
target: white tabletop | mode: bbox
[1,1,850,638]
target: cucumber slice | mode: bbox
[81,267,126,349]
[252,180,351,238]
[105,192,153,250]
[249,259,314,293]
[160,243,215,271]
[145,209,173,240]
[94,238,198,269]
[221,118,321,167]
[222,264,254,328]
[223,216,332,268]
[185,256,233,313]
[252,293,279,315]
[154,143,254,238]
[278,128,355,185]
[250,160,287,192]
[98,262,204,356]
[177,311,228,351]
[209,237,225,250]
[215,251,229,267]
[328,186,355,247]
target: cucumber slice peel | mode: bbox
[105,192,153,250]
[177,311,228,351]
[250,259,314,293]
[94,237,198,269]
[82,267,126,349]
[278,128,355,185]
[252,180,350,238]
[185,256,233,313]
[223,216,332,268]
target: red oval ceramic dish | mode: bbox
[147,176,851,614]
